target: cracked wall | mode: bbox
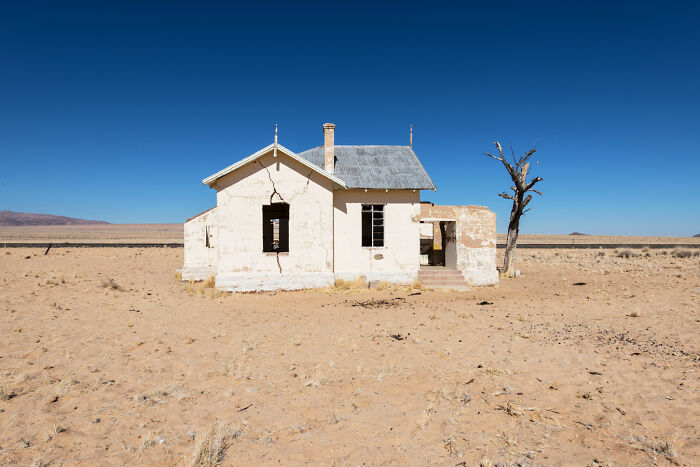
[420,203,498,286]
[212,149,335,291]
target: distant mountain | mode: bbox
[0,211,109,226]
[569,232,589,236]
[694,233,700,238]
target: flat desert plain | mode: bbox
[1,247,698,466]
[2,224,700,246]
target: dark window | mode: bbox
[262,203,289,252]
[361,204,384,247]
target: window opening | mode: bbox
[263,203,289,252]
[361,204,384,247]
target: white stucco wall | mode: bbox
[212,150,336,291]
[454,207,498,286]
[333,190,421,283]
[182,207,218,280]
[420,204,498,286]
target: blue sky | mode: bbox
[1,1,698,235]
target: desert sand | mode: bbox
[1,247,698,465]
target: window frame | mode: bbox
[361,204,385,248]
[262,203,290,253]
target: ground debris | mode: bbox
[346,297,405,309]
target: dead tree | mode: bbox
[484,142,543,277]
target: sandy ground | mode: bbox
[0,247,698,466]
[2,224,699,246]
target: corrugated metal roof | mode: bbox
[296,145,436,190]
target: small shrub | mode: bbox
[616,249,637,258]
[671,248,697,258]
[100,277,123,291]
[596,251,606,257]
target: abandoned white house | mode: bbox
[182,123,498,291]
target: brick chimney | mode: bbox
[323,123,335,173]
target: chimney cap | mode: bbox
[323,122,336,129]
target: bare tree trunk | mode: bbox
[503,199,521,276]
[484,142,542,278]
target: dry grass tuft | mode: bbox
[616,249,638,259]
[190,422,242,467]
[653,434,680,465]
[100,277,123,291]
[333,276,367,291]
[671,248,698,258]
[374,280,390,291]
[412,278,425,290]
[174,270,183,281]
[202,275,216,289]
[0,385,17,401]
[30,454,51,467]
[479,455,493,467]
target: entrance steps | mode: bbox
[418,268,470,291]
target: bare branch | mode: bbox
[494,141,503,155]
[484,152,503,162]
[498,192,514,200]
[522,148,536,164]
[524,176,543,192]
[528,188,543,196]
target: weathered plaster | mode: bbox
[420,204,498,286]
[212,149,336,289]
[334,189,421,284]
[183,148,497,291]
[182,207,218,280]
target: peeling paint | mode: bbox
[419,204,498,286]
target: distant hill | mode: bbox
[569,232,589,236]
[694,233,700,238]
[0,211,109,226]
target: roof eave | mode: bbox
[202,143,347,189]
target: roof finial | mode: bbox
[409,124,413,149]
[274,123,278,157]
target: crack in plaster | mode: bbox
[256,160,285,204]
